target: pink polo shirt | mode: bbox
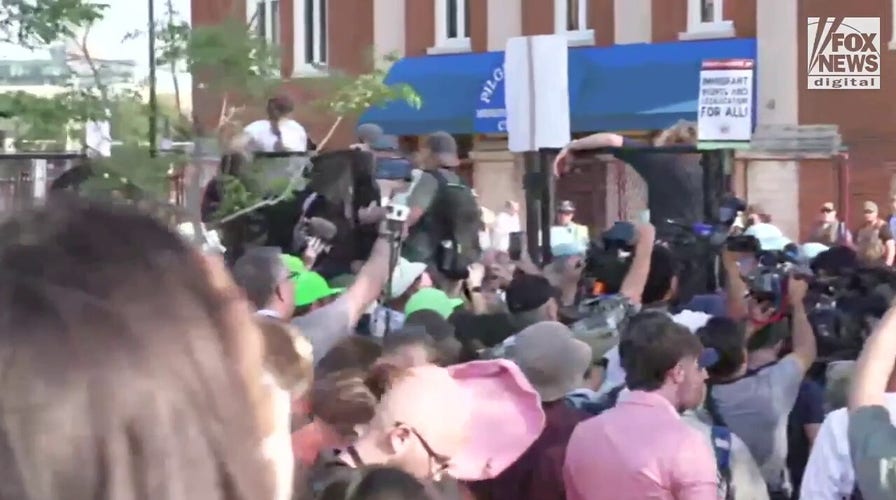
[563,390,718,500]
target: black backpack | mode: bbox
[426,170,481,278]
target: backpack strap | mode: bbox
[428,168,450,188]
[711,425,734,500]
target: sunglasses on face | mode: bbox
[395,421,450,474]
[864,209,875,214]
[820,208,833,213]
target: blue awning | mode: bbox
[569,38,756,131]
[359,51,505,135]
[360,37,756,135]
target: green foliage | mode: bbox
[0,0,107,47]
[0,91,72,145]
[313,53,422,116]
[81,143,175,200]
[211,157,305,221]
[208,52,423,223]
[187,18,282,101]
[0,87,184,148]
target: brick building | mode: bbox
[191,0,896,240]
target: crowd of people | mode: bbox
[7,109,896,500]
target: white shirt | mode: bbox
[800,393,896,499]
[370,305,405,338]
[493,211,521,251]
[243,119,308,152]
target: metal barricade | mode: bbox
[0,152,86,213]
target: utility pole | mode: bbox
[148,0,158,157]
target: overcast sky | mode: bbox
[0,0,192,92]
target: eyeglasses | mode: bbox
[395,421,450,474]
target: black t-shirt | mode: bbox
[613,138,704,227]
[786,379,825,498]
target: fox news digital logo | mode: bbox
[807,17,880,90]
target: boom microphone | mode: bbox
[306,217,338,242]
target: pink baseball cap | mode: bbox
[444,359,546,481]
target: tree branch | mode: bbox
[316,115,344,151]
[76,24,109,106]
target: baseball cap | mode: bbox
[510,321,593,401]
[557,200,576,213]
[294,271,344,307]
[389,258,428,298]
[800,242,830,261]
[280,254,306,276]
[357,123,384,144]
[404,288,464,318]
[404,309,456,341]
[698,347,720,369]
[505,273,558,313]
[371,134,399,151]
[552,241,587,257]
[424,131,460,167]
[863,200,879,212]
[743,223,792,251]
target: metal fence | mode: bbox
[0,152,86,212]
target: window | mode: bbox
[681,0,734,40]
[430,0,471,54]
[294,0,327,75]
[248,0,280,46]
[554,0,593,45]
[890,0,896,49]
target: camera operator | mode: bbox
[490,222,655,361]
[288,222,398,362]
[354,123,414,203]
[599,230,714,393]
[700,250,816,499]
[401,132,481,278]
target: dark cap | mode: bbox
[425,131,459,167]
[557,200,576,213]
[357,123,384,144]
[505,273,557,313]
[405,309,456,341]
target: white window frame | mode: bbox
[247,0,280,46]
[554,0,594,46]
[890,0,896,49]
[679,0,734,40]
[428,0,471,54]
[293,0,328,77]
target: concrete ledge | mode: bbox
[427,39,472,55]
[678,22,735,41]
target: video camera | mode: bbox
[740,246,811,303]
[583,196,750,297]
[804,264,896,361]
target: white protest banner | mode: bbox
[505,35,570,153]
[697,59,754,143]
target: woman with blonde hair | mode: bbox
[0,197,277,500]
